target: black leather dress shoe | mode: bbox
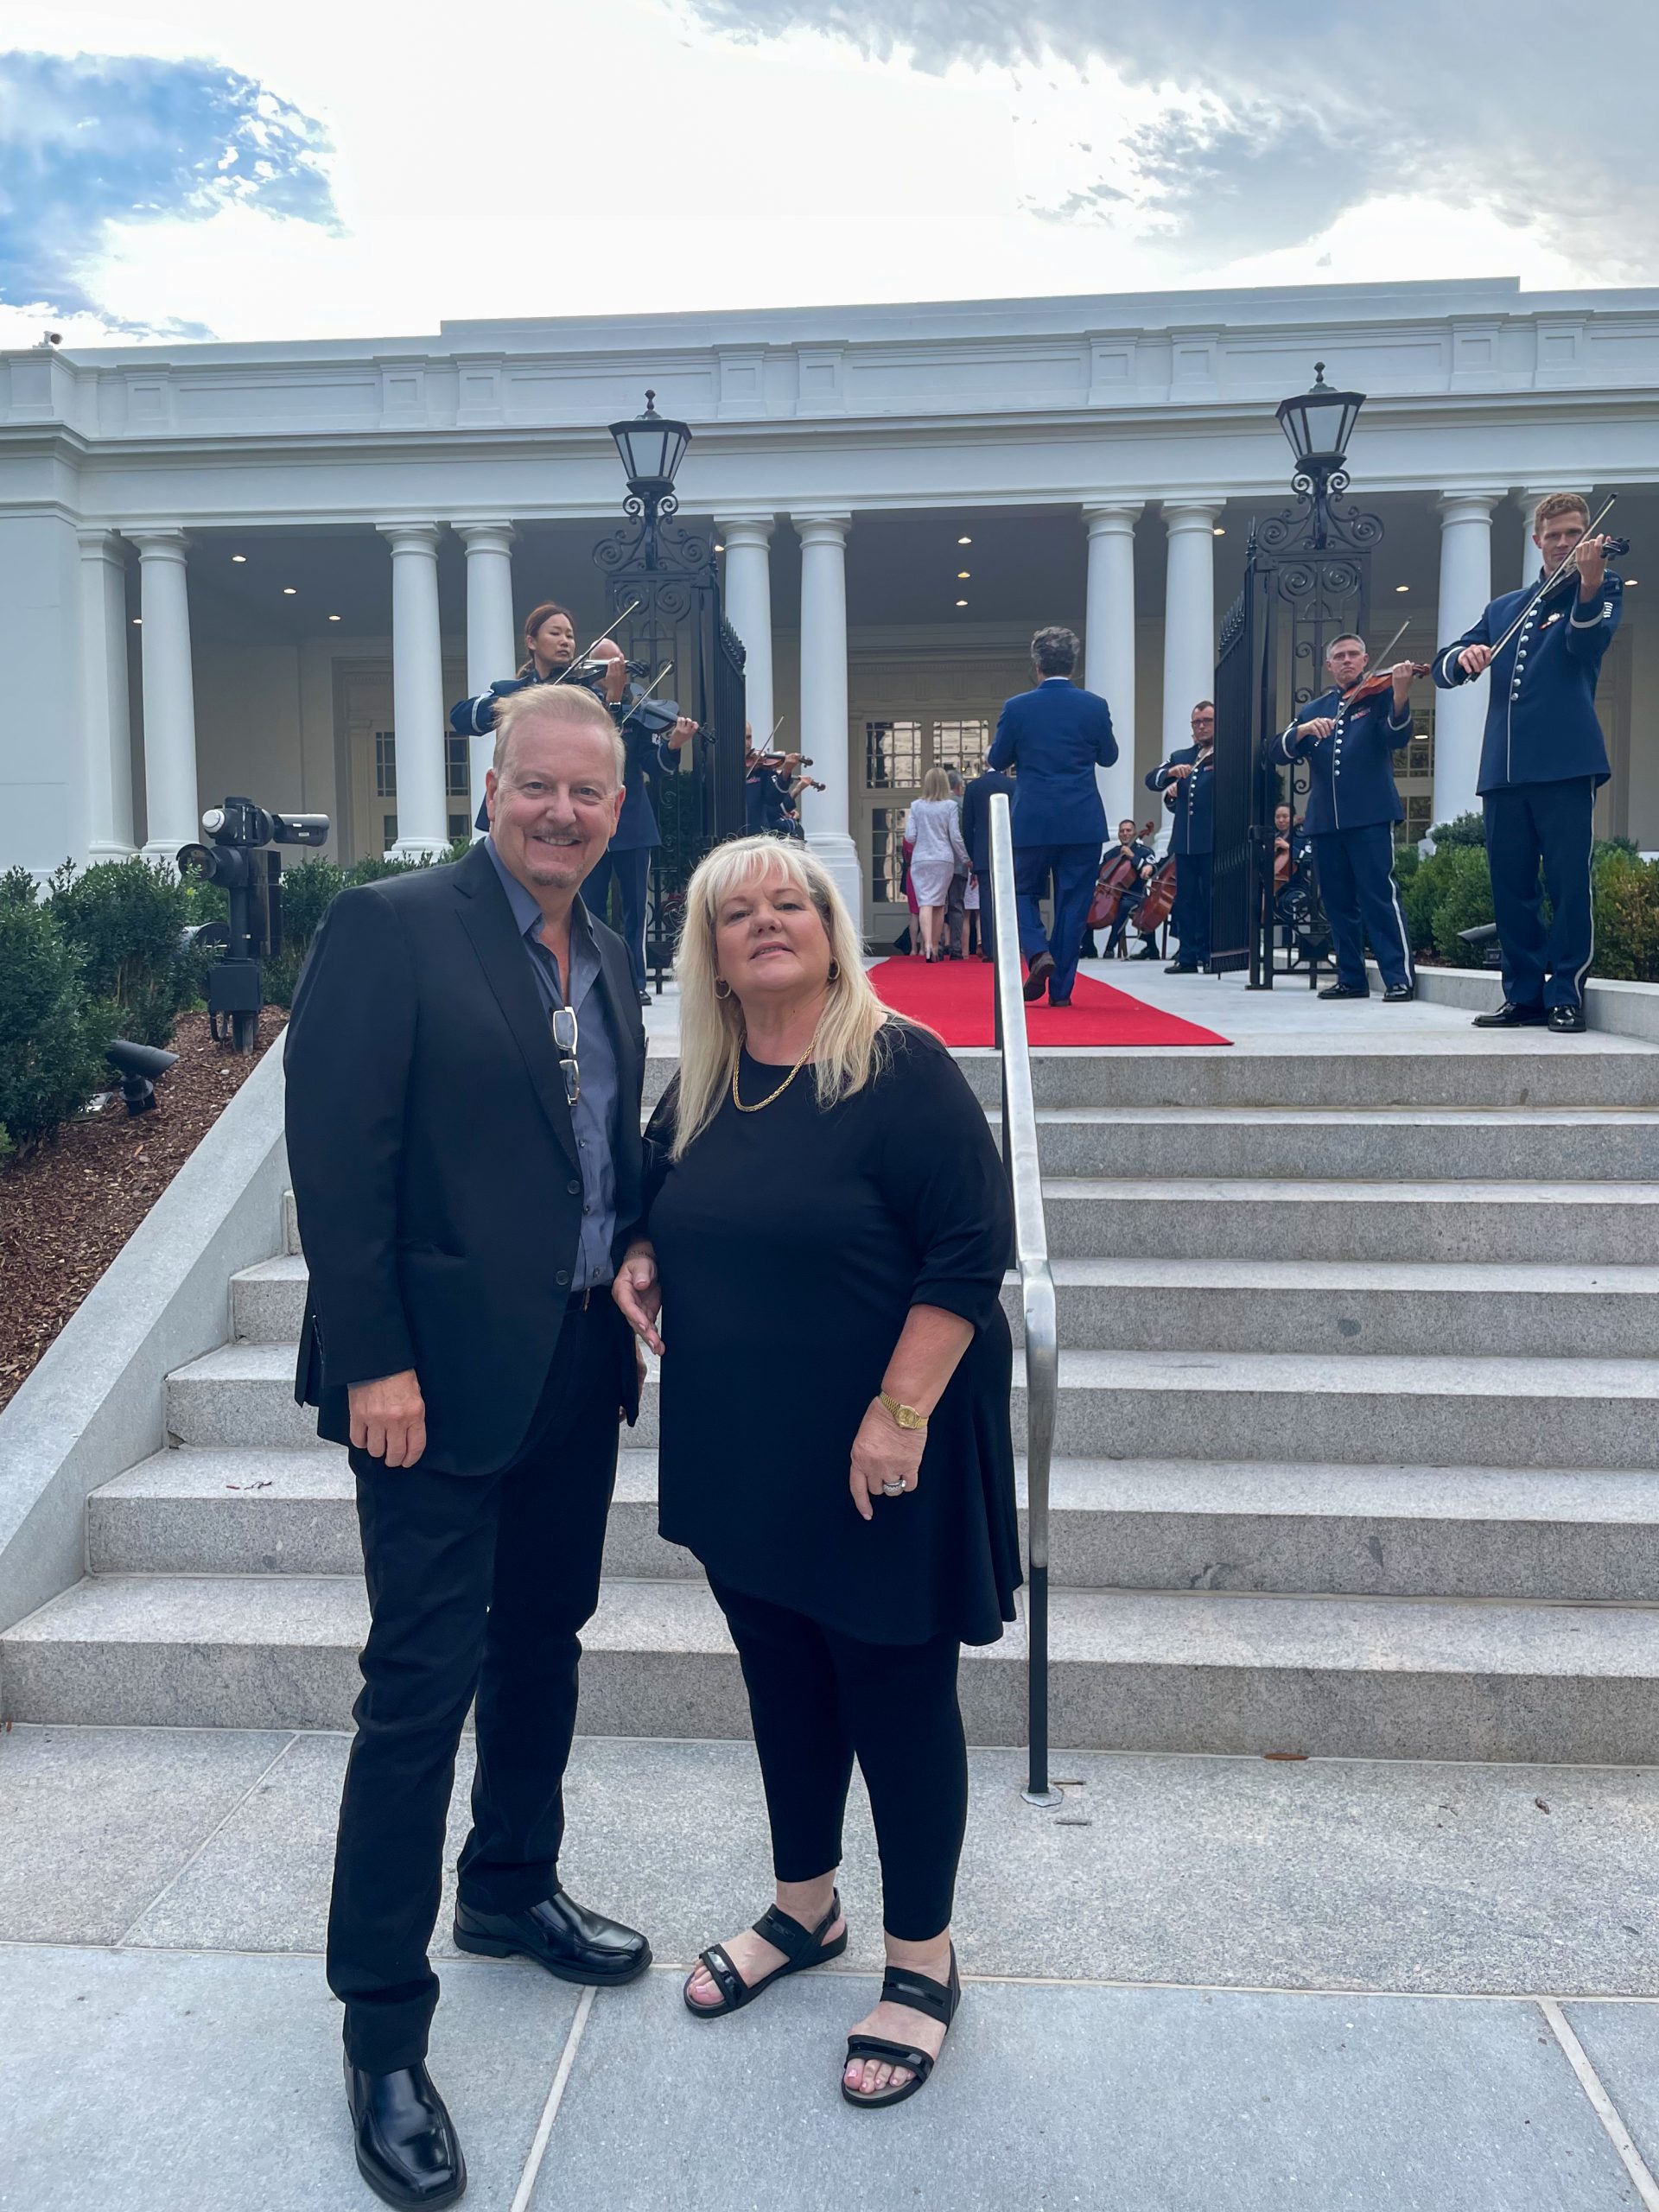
[1382,983,1415,1003]
[1472,1001,1547,1027]
[1047,995,1071,1008]
[1022,951,1055,1001]
[346,2058,466,2210]
[453,1888,651,1985]
[1319,983,1369,1001]
[1548,1004,1587,1033]
[1164,962,1198,975]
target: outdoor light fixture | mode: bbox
[1271,361,1369,551]
[606,389,692,569]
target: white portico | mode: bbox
[3,276,1658,931]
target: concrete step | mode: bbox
[1008,1258,1659,1359]
[1035,1348,1659,1470]
[950,1044,1659,1113]
[89,1448,694,1582]
[5,1571,1655,1761]
[1007,1106,1659,1182]
[1043,1176,1659,1264]
[166,1338,1659,1471]
[92,1447,1659,1605]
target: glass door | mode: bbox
[858,715,990,941]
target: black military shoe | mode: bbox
[1164,962,1198,975]
[345,2058,466,2210]
[1472,1001,1546,1027]
[1547,1005,1587,1033]
[1382,983,1416,1003]
[453,1888,651,1986]
[1319,983,1369,1001]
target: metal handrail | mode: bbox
[987,794,1061,1808]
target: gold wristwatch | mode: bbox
[879,1391,928,1432]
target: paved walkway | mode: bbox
[4,1725,1657,2209]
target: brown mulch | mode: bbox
[0,1009,288,1414]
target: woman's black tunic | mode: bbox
[642,1020,1020,1648]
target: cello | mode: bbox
[1087,821,1156,932]
[1135,854,1178,939]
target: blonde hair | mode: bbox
[919,766,951,801]
[1532,492,1591,536]
[672,836,891,1160]
[493,682,625,786]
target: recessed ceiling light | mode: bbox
[714,541,724,551]
[131,616,142,626]
[957,569,970,579]
[1212,526,1225,537]
[327,613,342,621]
[1626,577,1640,587]
[283,586,297,595]
[231,553,247,563]
[955,598,968,607]
[1395,583,1410,593]
[957,535,972,545]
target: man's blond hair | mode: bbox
[1532,492,1591,537]
[493,682,625,786]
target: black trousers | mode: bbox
[709,1576,968,1942]
[327,1299,629,2073]
[582,846,651,995]
[1170,849,1212,966]
[1484,777,1598,1011]
[944,870,968,957]
[1312,823,1414,993]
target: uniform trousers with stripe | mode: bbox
[1311,823,1414,993]
[1482,776,1597,1012]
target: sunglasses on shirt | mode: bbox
[550,1004,580,1107]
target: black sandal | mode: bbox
[683,1891,847,2019]
[841,1947,960,2110]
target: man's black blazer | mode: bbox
[283,837,645,1478]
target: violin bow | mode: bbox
[615,661,674,728]
[1479,495,1618,669]
[553,599,644,684]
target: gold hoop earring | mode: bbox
[826,961,841,982]
[714,978,733,1000]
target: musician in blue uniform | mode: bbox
[1102,819,1160,958]
[1273,636,1416,1002]
[1433,493,1623,1033]
[1146,701,1215,972]
[987,626,1118,1007]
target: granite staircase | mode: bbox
[5,1035,1659,1762]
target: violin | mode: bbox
[1338,661,1430,709]
[1087,821,1155,931]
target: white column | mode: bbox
[129,529,200,861]
[77,530,136,859]
[717,515,776,745]
[1433,493,1501,831]
[454,520,517,829]
[378,522,449,859]
[1083,501,1141,830]
[793,512,861,920]
[1160,502,1220,757]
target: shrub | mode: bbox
[1427,812,1487,850]
[0,880,113,1152]
[1592,850,1659,981]
[1428,845,1497,963]
[47,857,194,1048]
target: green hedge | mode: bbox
[0,868,115,1154]
[45,858,195,1049]
[1401,822,1659,980]
[261,838,471,1007]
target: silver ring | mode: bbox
[881,1479,905,1496]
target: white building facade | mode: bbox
[4,276,1657,933]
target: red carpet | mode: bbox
[867,957,1232,1047]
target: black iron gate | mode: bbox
[593,510,746,987]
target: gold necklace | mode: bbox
[731,1040,815,1113]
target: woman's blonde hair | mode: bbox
[919,765,951,801]
[672,835,890,1159]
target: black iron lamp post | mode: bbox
[1273,362,1367,550]
[607,389,692,570]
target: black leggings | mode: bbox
[709,1576,968,1942]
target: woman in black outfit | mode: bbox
[613,834,1018,2109]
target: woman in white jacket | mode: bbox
[903,767,972,963]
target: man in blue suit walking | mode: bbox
[1433,492,1623,1033]
[987,626,1118,1007]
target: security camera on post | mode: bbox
[176,797,329,1051]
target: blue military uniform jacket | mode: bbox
[986,678,1116,846]
[959,766,1015,874]
[1273,686,1412,837]
[1433,569,1621,794]
[451,671,675,848]
[1147,747,1215,855]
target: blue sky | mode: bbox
[3,2,1655,347]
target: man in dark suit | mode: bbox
[1433,491,1623,1033]
[986,626,1118,1007]
[285,681,650,2210]
[958,758,1015,963]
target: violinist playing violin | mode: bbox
[1146,701,1216,974]
[1272,635,1416,1004]
[1433,491,1623,1034]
